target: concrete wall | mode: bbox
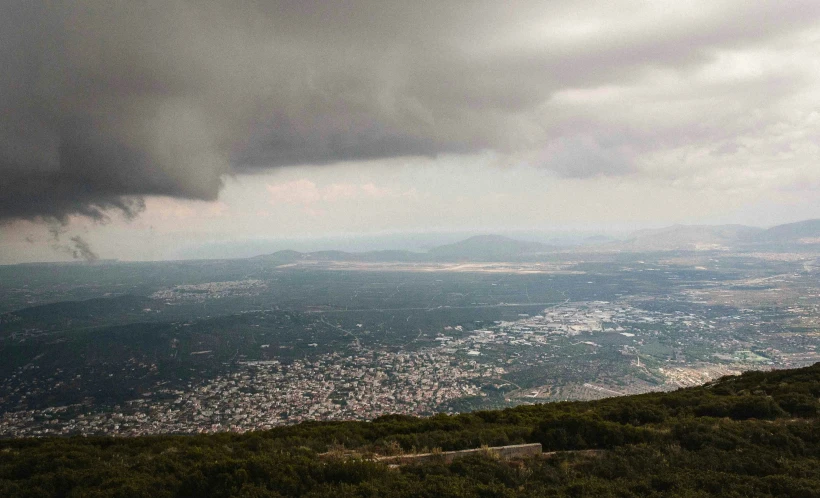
[377,443,543,465]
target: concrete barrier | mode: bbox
[377,443,543,465]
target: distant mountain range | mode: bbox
[751,219,820,245]
[255,219,820,262]
[426,235,557,260]
[616,224,762,252]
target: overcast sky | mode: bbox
[1,1,819,263]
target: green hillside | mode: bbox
[2,364,820,497]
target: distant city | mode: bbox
[2,220,820,437]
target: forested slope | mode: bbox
[2,363,820,497]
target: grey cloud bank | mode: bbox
[1,0,819,222]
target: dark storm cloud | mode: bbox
[1,0,819,221]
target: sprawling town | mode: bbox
[0,348,487,436]
[4,291,818,437]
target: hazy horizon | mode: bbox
[3,216,819,264]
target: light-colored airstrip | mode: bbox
[274,260,586,274]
